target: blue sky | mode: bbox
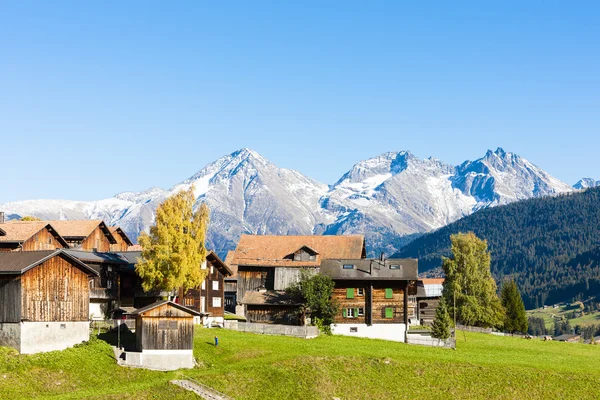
[1,1,599,202]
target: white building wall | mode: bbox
[331,323,406,342]
[89,303,104,320]
[123,349,194,370]
[20,321,90,354]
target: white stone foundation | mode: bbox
[0,321,90,354]
[331,323,406,342]
[123,349,194,371]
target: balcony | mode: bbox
[90,287,118,300]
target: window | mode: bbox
[212,280,219,290]
[210,266,214,274]
[343,308,355,318]
[202,280,206,290]
[201,296,205,312]
[212,297,222,307]
[346,288,354,299]
[343,264,354,269]
[309,255,316,261]
[385,288,393,299]
[357,307,364,316]
[356,288,364,296]
[350,327,358,333]
[385,307,394,319]
[184,297,194,306]
[389,264,400,270]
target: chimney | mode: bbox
[0,212,4,224]
[380,252,385,262]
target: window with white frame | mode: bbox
[201,280,206,290]
[358,307,364,316]
[212,280,219,291]
[346,308,355,318]
[212,297,222,307]
[356,288,364,296]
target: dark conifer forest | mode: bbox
[395,187,600,309]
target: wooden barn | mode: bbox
[0,221,69,252]
[46,220,117,252]
[180,251,233,326]
[416,278,444,325]
[108,227,134,252]
[227,234,366,322]
[320,258,418,342]
[0,250,98,353]
[124,301,202,370]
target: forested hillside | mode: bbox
[395,187,600,309]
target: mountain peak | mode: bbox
[574,178,600,190]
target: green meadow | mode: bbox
[1,328,600,399]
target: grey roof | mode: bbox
[553,334,581,341]
[240,290,302,306]
[65,249,129,265]
[113,251,142,264]
[0,250,99,276]
[130,300,203,317]
[320,258,418,280]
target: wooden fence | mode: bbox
[224,321,319,339]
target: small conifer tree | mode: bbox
[431,300,452,339]
[501,280,528,334]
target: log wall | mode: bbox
[0,275,21,322]
[136,303,195,351]
[80,226,111,252]
[22,228,65,251]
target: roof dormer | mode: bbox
[287,245,319,262]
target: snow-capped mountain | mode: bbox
[574,178,600,190]
[0,147,575,257]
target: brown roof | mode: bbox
[230,234,366,267]
[207,251,233,276]
[421,278,445,285]
[0,222,69,247]
[109,227,134,246]
[224,250,238,277]
[0,249,99,276]
[45,220,116,241]
[240,290,301,306]
[130,300,203,317]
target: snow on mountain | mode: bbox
[574,178,600,190]
[0,147,576,257]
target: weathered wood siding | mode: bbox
[418,297,440,324]
[204,262,225,317]
[0,275,21,322]
[237,267,273,302]
[332,282,367,324]
[246,305,299,325]
[136,303,195,351]
[21,255,90,322]
[371,282,405,324]
[80,226,111,252]
[22,228,65,251]
[273,267,316,291]
[109,233,129,252]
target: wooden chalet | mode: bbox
[320,257,418,342]
[65,249,129,319]
[0,221,69,252]
[46,220,117,252]
[180,251,233,326]
[228,234,366,322]
[0,250,98,353]
[223,251,238,313]
[108,227,134,252]
[125,301,201,370]
[416,278,444,325]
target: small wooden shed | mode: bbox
[131,301,202,352]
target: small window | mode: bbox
[385,307,394,319]
[202,280,206,290]
[60,324,66,329]
[309,255,316,261]
[210,266,214,274]
[343,264,354,269]
[350,327,358,333]
[185,298,194,306]
[385,288,393,299]
[356,288,364,296]
[389,264,400,270]
[345,308,355,318]
[346,288,354,299]
[357,307,364,316]
[212,297,222,307]
[212,281,219,291]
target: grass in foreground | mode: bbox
[2,329,600,399]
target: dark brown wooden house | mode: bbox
[125,301,201,370]
[320,258,418,342]
[228,234,367,322]
[180,251,232,326]
[47,220,117,252]
[108,227,134,252]
[416,278,444,325]
[0,222,69,252]
[0,250,98,353]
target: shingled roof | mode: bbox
[46,220,117,243]
[0,222,69,247]
[0,250,99,276]
[229,234,366,267]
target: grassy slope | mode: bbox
[2,329,600,399]
[527,304,600,329]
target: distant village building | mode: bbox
[416,278,444,325]
[320,258,418,342]
[0,250,97,354]
[45,220,117,251]
[553,334,581,343]
[123,301,202,370]
[0,221,69,252]
[180,251,232,326]
[227,234,366,323]
[108,227,134,252]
